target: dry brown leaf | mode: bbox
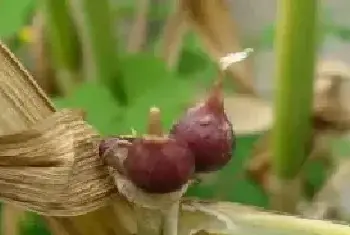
[1,206,25,235]
[160,2,188,70]
[0,41,122,235]
[0,40,55,235]
[301,159,350,222]
[180,0,256,96]
[111,198,350,235]
[29,11,58,95]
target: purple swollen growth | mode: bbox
[98,135,135,173]
[124,107,195,194]
[99,135,135,158]
[99,137,118,157]
[170,78,235,173]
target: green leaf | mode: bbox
[0,0,35,38]
[331,136,350,158]
[115,5,169,21]
[259,24,275,49]
[53,78,196,136]
[177,49,210,76]
[119,53,176,103]
[182,31,204,51]
[53,82,122,135]
[52,52,219,136]
[20,213,50,235]
[117,77,196,134]
[177,32,212,76]
[332,26,350,42]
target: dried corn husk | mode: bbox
[301,158,350,222]
[0,41,119,235]
[302,62,350,220]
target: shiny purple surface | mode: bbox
[124,138,195,194]
[170,102,235,173]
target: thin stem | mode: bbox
[135,206,163,235]
[207,73,224,113]
[162,202,180,235]
[134,202,180,235]
[1,205,23,235]
[69,0,128,105]
[127,0,150,53]
[271,0,318,211]
[160,3,188,70]
[148,107,163,136]
[42,0,81,96]
[30,12,57,95]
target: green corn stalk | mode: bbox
[271,0,319,212]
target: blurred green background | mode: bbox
[0,0,349,234]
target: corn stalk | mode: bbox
[271,0,318,213]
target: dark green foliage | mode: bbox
[0,0,36,38]
[53,53,215,135]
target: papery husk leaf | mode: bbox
[224,95,273,135]
[301,157,350,222]
[0,41,120,235]
[180,0,256,95]
[314,60,350,127]
[1,205,25,235]
[316,60,350,81]
[109,197,350,235]
[0,39,55,235]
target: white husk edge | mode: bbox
[113,170,188,209]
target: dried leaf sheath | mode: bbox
[0,41,57,235]
[0,41,115,215]
[127,0,150,53]
[0,42,54,130]
[30,12,58,95]
[0,109,114,216]
[0,42,120,235]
